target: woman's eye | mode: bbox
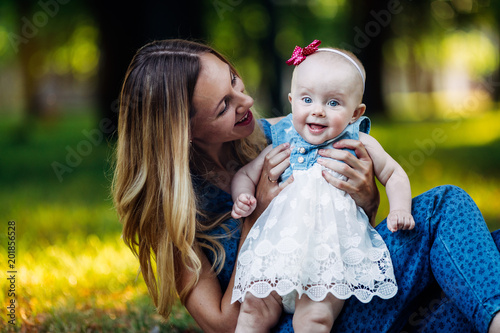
[231,72,237,86]
[219,99,229,116]
[328,100,339,107]
[303,97,312,104]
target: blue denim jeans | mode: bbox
[330,185,500,333]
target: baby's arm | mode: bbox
[231,145,273,219]
[359,133,415,232]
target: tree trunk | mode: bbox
[261,0,283,117]
[88,0,204,137]
[16,0,43,118]
[346,0,396,115]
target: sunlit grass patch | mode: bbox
[0,233,200,332]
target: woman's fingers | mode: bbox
[261,143,291,185]
[333,138,372,162]
[317,139,379,220]
[264,143,290,182]
[319,164,356,192]
[279,174,294,189]
[318,148,365,181]
[267,157,290,183]
[265,142,290,161]
[252,143,291,217]
[317,154,367,192]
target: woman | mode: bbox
[112,39,500,332]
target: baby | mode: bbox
[231,40,414,332]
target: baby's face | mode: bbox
[289,52,364,145]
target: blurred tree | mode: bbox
[9,0,96,119]
[15,0,42,117]
[344,0,437,114]
[87,0,204,136]
[483,0,500,102]
[381,0,500,119]
[345,0,393,114]
[260,0,282,117]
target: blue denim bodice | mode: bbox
[271,114,371,182]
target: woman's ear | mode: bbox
[350,104,366,123]
[288,93,292,104]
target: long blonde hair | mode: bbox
[112,39,266,318]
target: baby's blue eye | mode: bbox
[328,100,339,107]
[303,97,312,104]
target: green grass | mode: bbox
[0,114,201,332]
[0,111,499,332]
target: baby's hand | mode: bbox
[387,210,415,233]
[232,193,257,219]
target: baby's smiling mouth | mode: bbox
[307,123,326,131]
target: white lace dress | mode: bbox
[231,162,398,313]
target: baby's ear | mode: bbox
[288,93,292,104]
[351,103,366,123]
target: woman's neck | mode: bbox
[191,142,240,193]
[192,141,226,168]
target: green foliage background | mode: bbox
[1,0,500,331]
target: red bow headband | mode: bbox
[286,39,366,92]
[286,39,322,66]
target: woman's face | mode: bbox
[190,53,255,148]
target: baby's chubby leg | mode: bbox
[235,292,283,333]
[292,294,344,333]
[232,193,257,219]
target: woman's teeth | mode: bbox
[237,113,248,123]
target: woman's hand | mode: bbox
[317,139,380,224]
[247,143,293,223]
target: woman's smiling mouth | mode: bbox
[235,110,253,126]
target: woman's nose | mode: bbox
[236,92,254,114]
